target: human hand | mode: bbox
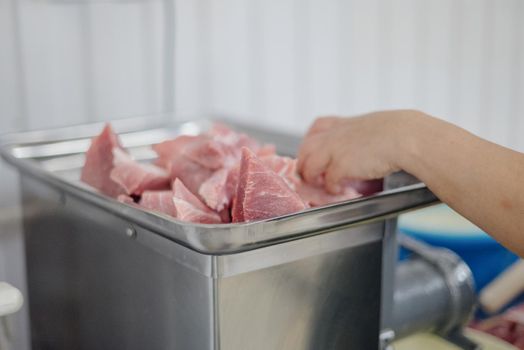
[297,110,423,194]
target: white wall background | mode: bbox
[0,0,523,349]
[176,0,524,150]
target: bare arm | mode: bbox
[297,110,524,256]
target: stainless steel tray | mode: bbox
[0,117,438,254]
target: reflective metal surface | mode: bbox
[1,117,438,254]
[20,174,383,349]
[395,236,476,336]
[392,236,476,347]
[2,117,442,349]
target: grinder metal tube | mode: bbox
[391,236,477,346]
[393,258,450,338]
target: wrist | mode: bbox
[394,110,429,176]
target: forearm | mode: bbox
[399,113,524,256]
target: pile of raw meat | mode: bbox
[80,123,372,224]
[471,304,524,349]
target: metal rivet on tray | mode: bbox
[125,227,136,239]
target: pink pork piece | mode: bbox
[154,134,230,170]
[206,123,246,146]
[206,123,266,157]
[80,124,125,197]
[294,182,361,207]
[172,179,222,224]
[344,179,383,197]
[232,148,307,223]
[225,166,240,202]
[153,135,197,168]
[110,148,170,196]
[153,133,232,195]
[261,154,362,207]
[198,168,231,212]
[117,194,135,205]
[168,155,215,195]
[260,155,298,188]
[139,190,177,217]
[256,144,277,157]
[182,137,231,170]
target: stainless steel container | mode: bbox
[1,118,439,350]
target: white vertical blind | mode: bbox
[176,0,524,147]
[0,1,174,349]
[4,0,520,143]
[0,1,524,349]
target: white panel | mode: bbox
[376,0,418,110]
[0,1,31,348]
[174,0,205,117]
[303,0,340,128]
[0,207,29,350]
[207,0,251,118]
[292,0,312,129]
[143,0,169,115]
[246,0,267,120]
[480,0,519,147]
[257,0,297,131]
[0,0,22,132]
[17,0,91,129]
[374,0,394,109]
[87,1,165,121]
[512,2,524,152]
[413,0,455,120]
[453,0,486,136]
[338,0,381,116]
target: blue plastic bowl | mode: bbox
[398,204,518,291]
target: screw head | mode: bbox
[125,227,136,239]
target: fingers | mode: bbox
[302,152,331,185]
[324,158,348,194]
[297,134,320,174]
[306,116,342,137]
[299,116,341,173]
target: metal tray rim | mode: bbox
[0,117,439,254]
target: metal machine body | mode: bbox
[22,174,383,349]
[1,118,474,349]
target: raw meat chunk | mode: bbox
[260,155,298,189]
[110,148,170,196]
[206,122,263,157]
[344,179,383,196]
[295,182,361,207]
[218,208,231,223]
[206,123,255,148]
[172,179,222,224]
[471,303,524,348]
[256,144,277,157]
[261,154,362,206]
[80,124,125,197]
[153,135,197,168]
[82,122,378,224]
[198,168,230,211]
[232,148,306,223]
[154,134,231,170]
[182,137,231,170]
[117,194,135,205]
[168,155,215,195]
[153,133,233,195]
[139,190,177,217]
[225,166,240,202]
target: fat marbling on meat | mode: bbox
[232,148,307,223]
[81,122,375,225]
